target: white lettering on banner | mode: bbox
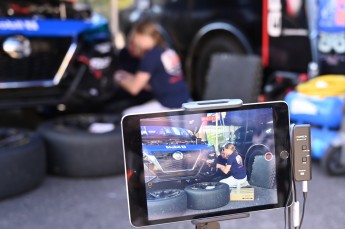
[268,0,282,37]
[0,20,39,31]
[165,145,187,149]
[319,32,345,54]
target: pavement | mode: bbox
[0,109,344,229]
[0,161,344,229]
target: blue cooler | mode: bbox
[285,91,344,159]
[310,127,337,159]
[285,91,344,129]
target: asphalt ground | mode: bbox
[0,109,344,229]
[0,161,344,229]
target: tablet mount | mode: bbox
[182,99,243,111]
[191,213,250,229]
[182,99,311,229]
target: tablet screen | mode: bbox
[122,102,291,226]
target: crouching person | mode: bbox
[114,18,191,115]
[216,143,248,187]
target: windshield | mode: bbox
[141,126,193,138]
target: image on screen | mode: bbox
[140,108,278,221]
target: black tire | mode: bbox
[192,35,246,100]
[147,189,187,218]
[184,182,230,210]
[249,155,276,189]
[0,128,46,199]
[38,113,124,177]
[244,144,270,180]
[203,54,262,102]
[321,146,345,176]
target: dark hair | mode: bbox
[131,18,166,48]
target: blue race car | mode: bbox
[0,0,117,110]
[141,125,217,184]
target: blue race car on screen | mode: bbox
[0,0,117,110]
[141,126,217,184]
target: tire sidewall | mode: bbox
[193,36,246,99]
[321,146,345,176]
[244,144,270,180]
[38,114,124,177]
[0,129,46,199]
[184,182,230,210]
[147,189,187,218]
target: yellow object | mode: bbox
[230,187,254,201]
[118,0,135,10]
[296,75,345,97]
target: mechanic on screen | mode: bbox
[216,143,248,187]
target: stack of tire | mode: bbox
[0,113,124,200]
[37,113,124,177]
[147,182,230,218]
[0,128,46,199]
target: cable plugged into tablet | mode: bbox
[290,124,312,229]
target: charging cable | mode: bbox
[293,171,309,229]
[299,181,308,228]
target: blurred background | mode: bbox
[1,0,345,228]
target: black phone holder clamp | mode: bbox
[182,99,243,111]
[191,213,250,229]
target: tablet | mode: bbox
[122,101,292,227]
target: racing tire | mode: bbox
[147,189,187,218]
[321,146,345,176]
[184,182,230,210]
[193,36,247,100]
[38,113,124,177]
[0,128,46,199]
[244,144,270,180]
[204,54,262,103]
[249,155,276,189]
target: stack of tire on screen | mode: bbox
[147,182,230,218]
[0,113,124,200]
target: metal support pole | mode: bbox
[306,0,319,78]
[110,0,119,47]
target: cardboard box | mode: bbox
[230,187,254,201]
